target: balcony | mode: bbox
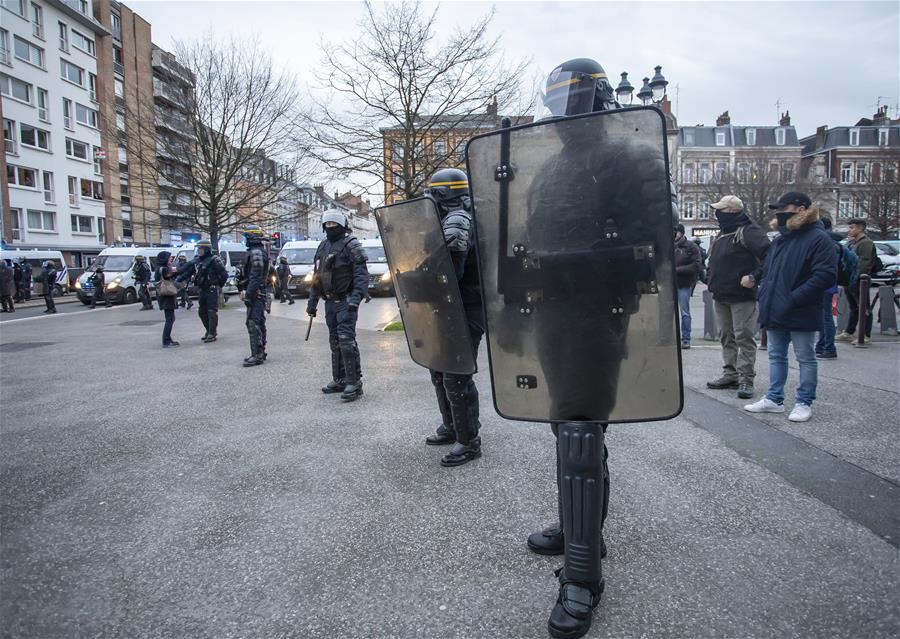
[151,48,194,88]
[0,45,10,66]
[153,77,188,109]
[114,61,125,76]
[3,139,18,155]
[155,112,192,137]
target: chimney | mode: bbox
[815,125,828,149]
[873,105,889,126]
[486,95,498,116]
[335,191,340,201]
[715,110,730,126]
[314,184,325,199]
[779,110,791,126]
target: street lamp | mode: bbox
[636,77,653,105]
[615,72,634,106]
[649,65,669,102]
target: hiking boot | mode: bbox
[440,437,481,467]
[340,381,363,402]
[737,382,754,399]
[322,380,346,394]
[707,376,739,389]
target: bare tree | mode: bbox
[124,35,312,249]
[302,0,535,202]
[863,178,900,238]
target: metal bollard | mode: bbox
[856,274,871,347]
[836,287,850,333]
[878,286,899,335]
[702,289,718,341]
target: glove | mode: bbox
[307,307,316,318]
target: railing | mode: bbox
[113,61,124,76]
[69,193,78,207]
[33,23,44,39]
[59,38,68,53]
[3,139,18,155]
[11,229,22,241]
[63,115,72,130]
[0,45,10,65]
[43,189,54,204]
[38,107,49,122]
[89,89,97,103]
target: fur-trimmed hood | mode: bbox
[769,206,821,231]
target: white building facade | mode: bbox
[2,0,109,266]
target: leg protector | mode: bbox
[440,372,482,466]
[339,337,362,401]
[207,307,218,337]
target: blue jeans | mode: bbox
[816,291,836,354]
[765,330,817,406]
[677,287,692,343]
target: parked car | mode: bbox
[360,238,394,296]
[75,247,160,305]
[0,249,69,297]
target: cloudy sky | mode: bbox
[132,0,899,138]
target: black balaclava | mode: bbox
[325,225,346,242]
[716,211,749,234]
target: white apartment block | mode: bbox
[2,0,109,266]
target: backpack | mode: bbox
[836,243,859,287]
[871,253,884,274]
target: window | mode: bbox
[886,162,897,183]
[65,137,89,161]
[67,175,78,206]
[80,178,103,200]
[682,163,694,184]
[769,163,779,179]
[775,128,786,146]
[698,199,710,220]
[75,102,98,128]
[737,163,749,183]
[699,162,711,184]
[9,208,22,240]
[856,197,868,218]
[683,130,694,145]
[841,162,852,184]
[112,45,123,74]
[839,196,851,218]
[856,163,867,184]
[3,117,16,154]
[683,200,695,220]
[30,2,42,39]
[7,163,37,187]
[58,21,67,51]
[20,123,50,150]
[782,163,794,184]
[26,209,55,231]
[60,59,83,86]
[714,162,727,183]
[62,98,74,129]
[115,112,125,130]
[0,28,10,65]
[71,29,93,55]
[879,128,890,146]
[71,214,92,233]
[42,170,53,203]
[849,128,859,146]
[92,146,102,174]
[745,128,756,146]
[14,35,43,67]
[715,131,726,146]
[750,163,761,183]
[2,0,26,17]
[97,217,105,243]
[37,87,49,121]
[392,143,403,162]
[0,72,31,102]
[88,73,97,101]
[433,139,446,157]
[114,77,123,98]
[111,12,121,40]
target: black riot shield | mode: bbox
[465,107,683,424]
[375,197,476,375]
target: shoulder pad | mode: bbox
[347,239,367,264]
[442,209,472,252]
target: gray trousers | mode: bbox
[715,299,758,383]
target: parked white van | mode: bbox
[277,240,319,297]
[0,249,70,296]
[74,247,162,305]
[360,238,393,296]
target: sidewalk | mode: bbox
[1,306,897,638]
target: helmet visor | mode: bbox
[541,71,604,117]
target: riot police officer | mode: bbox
[89,264,112,308]
[237,225,270,366]
[276,255,294,304]
[306,210,369,401]
[176,254,193,309]
[422,168,485,466]
[20,258,32,301]
[40,260,58,314]
[132,255,153,310]
[176,240,228,342]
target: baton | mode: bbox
[305,314,313,341]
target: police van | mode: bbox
[277,240,319,297]
[360,238,393,296]
[0,249,69,296]
[74,247,161,305]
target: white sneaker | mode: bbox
[743,397,785,413]
[789,403,812,422]
[834,331,854,342]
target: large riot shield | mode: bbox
[465,107,682,423]
[375,197,476,375]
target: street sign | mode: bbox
[93,149,107,159]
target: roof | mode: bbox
[46,0,111,35]
[679,125,799,148]
[380,114,533,134]
[800,125,900,156]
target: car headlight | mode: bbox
[304,272,314,283]
[75,280,82,290]
[380,272,391,282]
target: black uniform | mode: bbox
[428,204,485,462]
[12,263,23,302]
[89,270,112,308]
[177,258,193,308]
[177,253,228,340]
[21,262,32,300]
[40,264,57,313]
[238,243,269,363]
[307,232,369,399]
[276,262,293,303]
[133,261,153,309]
[0,261,16,312]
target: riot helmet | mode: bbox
[95,264,105,272]
[322,209,349,242]
[43,260,54,269]
[425,168,470,215]
[278,255,288,264]
[177,254,188,262]
[196,239,213,257]
[134,254,146,262]
[542,58,616,117]
[243,224,268,247]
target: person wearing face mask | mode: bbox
[705,195,770,399]
[307,210,369,401]
[745,192,836,423]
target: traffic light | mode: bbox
[272,232,282,247]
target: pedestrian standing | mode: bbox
[0,260,16,313]
[176,254,193,309]
[835,218,877,344]
[745,192,836,423]
[276,255,294,304]
[39,261,58,314]
[21,260,32,301]
[12,260,23,302]
[132,255,153,310]
[705,195,770,399]
[674,224,701,349]
[237,226,269,366]
[155,251,180,347]
[815,218,842,359]
[89,265,112,308]
[175,240,228,342]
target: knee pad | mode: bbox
[329,334,340,352]
[430,370,445,387]
[442,373,469,401]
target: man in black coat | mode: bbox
[176,240,228,342]
[0,260,16,312]
[276,255,294,304]
[674,224,702,348]
[705,195,770,399]
[40,261,57,314]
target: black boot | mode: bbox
[427,370,456,445]
[425,424,455,446]
[339,339,363,401]
[439,372,481,466]
[243,323,265,366]
[527,524,607,558]
[322,380,345,394]
[440,436,481,467]
[548,568,604,639]
[322,339,346,393]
